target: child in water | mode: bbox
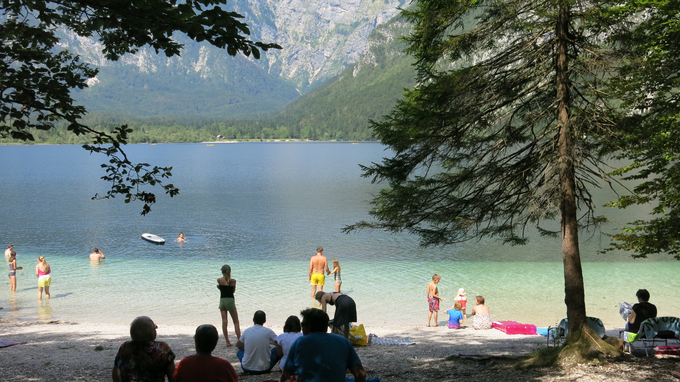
[329,258,342,292]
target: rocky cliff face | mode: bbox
[234,0,407,90]
[64,0,408,96]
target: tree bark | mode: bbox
[556,2,587,340]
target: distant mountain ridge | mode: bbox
[67,0,409,119]
[272,15,416,139]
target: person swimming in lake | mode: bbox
[175,233,187,243]
[217,264,241,347]
[8,251,23,292]
[89,248,105,262]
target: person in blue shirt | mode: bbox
[280,308,366,382]
[446,301,464,329]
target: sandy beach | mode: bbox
[0,318,678,382]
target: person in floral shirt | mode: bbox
[112,316,175,382]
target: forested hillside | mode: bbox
[273,16,416,140]
[2,16,415,144]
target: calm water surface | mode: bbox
[0,142,677,329]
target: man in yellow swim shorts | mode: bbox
[309,247,331,297]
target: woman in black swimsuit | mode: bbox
[217,264,241,347]
[315,291,357,338]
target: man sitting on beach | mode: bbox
[236,310,280,375]
[309,246,331,297]
[280,308,366,382]
[626,289,657,333]
[174,324,238,382]
[113,316,175,382]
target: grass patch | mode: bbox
[58,345,75,350]
[517,346,562,368]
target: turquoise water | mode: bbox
[0,143,677,330]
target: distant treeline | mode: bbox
[0,112,378,145]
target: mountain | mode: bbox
[66,0,409,119]
[271,15,416,140]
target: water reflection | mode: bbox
[8,293,19,320]
[38,300,52,321]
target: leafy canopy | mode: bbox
[604,0,680,258]
[346,0,621,247]
[0,0,280,214]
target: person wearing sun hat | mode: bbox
[453,288,468,319]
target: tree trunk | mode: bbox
[555,2,587,340]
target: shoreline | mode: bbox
[1,318,677,382]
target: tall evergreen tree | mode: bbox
[346,0,624,358]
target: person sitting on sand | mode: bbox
[275,315,303,371]
[89,248,105,262]
[174,324,238,382]
[280,308,366,382]
[113,316,175,382]
[446,302,464,329]
[175,233,187,243]
[453,288,467,318]
[236,310,279,375]
[471,295,492,330]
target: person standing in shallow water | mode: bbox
[309,247,330,298]
[89,248,105,262]
[5,243,13,258]
[217,264,241,347]
[8,251,23,292]
[329,258,342,293]
[36,255,51,300]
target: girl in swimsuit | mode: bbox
[217,264,241,347]
[36,255,51,300]
[8,251,23,292]
[329,258,342,292]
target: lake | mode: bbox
[0,142,677,330]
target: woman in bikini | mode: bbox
[217,264,241,346]
[36,256,51,300]
[8,251,23,292]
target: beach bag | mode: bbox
[349,323,368,346]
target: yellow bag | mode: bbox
[348,323,368,346]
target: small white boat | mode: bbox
[141,233,165,244]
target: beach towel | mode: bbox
[0,340,26,348]
[368,337,415,345]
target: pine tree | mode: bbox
[346,0,625,359]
